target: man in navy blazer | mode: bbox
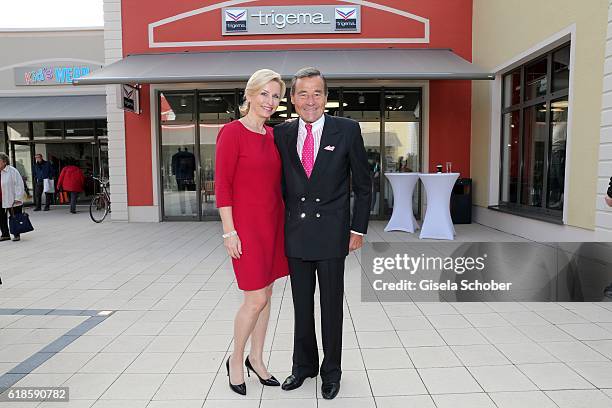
[274,67,371,400]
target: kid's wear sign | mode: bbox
[14,65,101,86]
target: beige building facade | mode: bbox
[0,28,107,206]
[471,0,612,240]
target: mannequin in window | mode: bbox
[171,147,196,214]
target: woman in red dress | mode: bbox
[215,69,289,396]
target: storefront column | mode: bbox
[104,0,128,221]
[596,0,612,235]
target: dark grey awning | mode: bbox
[73,49,493,85]
[0,95,106,121]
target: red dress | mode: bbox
[215,120,289,291]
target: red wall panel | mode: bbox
[429,80,472,178]
[120,0,473,207]
[125,84,153,206]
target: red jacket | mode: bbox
[57,165,85,193]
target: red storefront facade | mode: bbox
[82,0,487,222]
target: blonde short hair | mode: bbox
[240,69,286,116]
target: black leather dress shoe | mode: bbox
[321,382,340,399]
[281,373,317,391]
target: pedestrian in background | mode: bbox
[57,161,85,214]
[0,152,26,242]
[33,153,55,211]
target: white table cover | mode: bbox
[384,172,420,233]
[419,173,459,240]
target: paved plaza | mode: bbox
[1,210,612,407]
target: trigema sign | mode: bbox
[222,5,361,35]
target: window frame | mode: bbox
[497,42,570,221]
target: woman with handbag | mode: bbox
[0,152,26,242]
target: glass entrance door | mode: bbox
[11,142,34,205]
[10,140,106,206]
[199,92,237,219]
[161,124,198,219]
[159,90,238,220]
[340,89,422,220]
[44,141,98,203]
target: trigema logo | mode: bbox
[335,7,357,30]
[225,9,247,32]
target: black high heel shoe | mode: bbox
[245,356,280,386]
[226,357,246,395]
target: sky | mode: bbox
[0,0,104,29]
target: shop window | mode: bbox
[383,90,421,218]
[324,89,341,117]
[343,90,380,121]
[199,92,237,123]
[500,111,520,203]
[157,87,422,221]
[160,92,195,123]
[33,121,63,139]
[198,91,237,218]
[503,69,521,108]
[7,122,30,141]
[548,98,568,210]
[525,58,548,101]
[96,119,108,137]
[552,45,570,92]
[521,103,547,207]
[499,42,570,220]
[343,90,381,216]
[65,120,95,137]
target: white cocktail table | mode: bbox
[419,173,459,240]
[384,172,420,233]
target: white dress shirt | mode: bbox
[296,114,364,237]
[1,165,25,209]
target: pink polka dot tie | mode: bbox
[301,123,314,178]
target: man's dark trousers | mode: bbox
[288,257,345,383]
[34,180,54,210]
[69,192,78,213]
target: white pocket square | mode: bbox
[324,145,335,151]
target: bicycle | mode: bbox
[90,176,111,223]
